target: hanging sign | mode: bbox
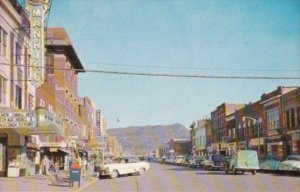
[26,0,51,87]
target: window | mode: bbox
[0,76,7,104]
[39,99,45,107]
[232,128,236,140]
[15,86,22,109]
[286,110,290,129]
[297,107,300,127]
[267,108,279,130]
[16,43,22,65]
[45,54,54,74]
[29,94,34,110]
[0,26,8,56]
[0,27,2,53]
[286,108,296,129]
[291,108,295,128]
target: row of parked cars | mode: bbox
[157,151,300,175]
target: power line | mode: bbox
[81,61,300,72]
[4,54,299,73]
[0,62,299,80]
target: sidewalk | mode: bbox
[0,174,98,192]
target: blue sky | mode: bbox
[48,0,300,129]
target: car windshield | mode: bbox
[286,156,300,161]
[212,155,225,161]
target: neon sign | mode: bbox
[26,0,51,87]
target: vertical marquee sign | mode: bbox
[26,0,51,87]
[96,110,101,139]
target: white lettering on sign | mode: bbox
[0,111,36,128]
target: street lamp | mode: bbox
[242,116,262,156]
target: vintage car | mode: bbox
[203,154,226,170]
[174,155,185,165]
[99,156,150,179]
[259,155,281,172]
[189,156,205,168]
[225,150,259,175]
[278,154,300,173]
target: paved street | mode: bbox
[0,163,299,192]
[84,162,299,192]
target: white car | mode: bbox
[278,154,300,173]
[99,156,150,179]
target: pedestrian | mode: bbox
[42,155,50,175]
[94,155,101,177]
[88,157,94,180]
[83,157,88,171]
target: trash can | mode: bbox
[69,168,81,187]
[7,166,20,177]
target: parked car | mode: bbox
[189,156,205,168]
[259,155,281,172]
[174,155,185,165]
[225,150,259,175]
[99,156,150,179]
[278,154,300,173]
[182,155,193,166]
[203,154,226,170]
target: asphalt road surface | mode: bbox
[82,162,300,192]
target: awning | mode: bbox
[59,148,71,154]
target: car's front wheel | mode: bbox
[110,170,119,179]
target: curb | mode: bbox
[72,177,98,192]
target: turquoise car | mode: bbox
[225,150,259,175]
[259,155,281,172]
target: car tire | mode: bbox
[138,168,145,175]
[233,166,237,175]
[225,167,229,174]
[110,170,119,179]
[252,170,256,175]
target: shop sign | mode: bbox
[26,143,38,148]
[39,142,66,148]
[49,148,58,152]
[0,111,36,128]
[267,130,279,137]
[220,143,227,150]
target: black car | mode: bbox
[203,154,226,170]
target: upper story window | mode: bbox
[16,42,22,65]
[45,54,54,74]
[15,86,22,109]
[267,107,280,130]
[0,76,7,104]
[0,27,8,56]
[29,94,34,110]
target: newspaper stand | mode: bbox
[69,163,81,187]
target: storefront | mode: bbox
[0,132,7,177]
[290,132,300,155]
[0,108,64,177]
[227,142,237,155]
[237,141,247,150]
[249,138,265,157]
[39,142,72,171]
[265,134,284,160]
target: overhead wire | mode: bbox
[0,62,299,80]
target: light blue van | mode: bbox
[225,150,259,175]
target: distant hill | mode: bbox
[107,124,190,155]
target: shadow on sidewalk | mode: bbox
[48,183,72,188]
